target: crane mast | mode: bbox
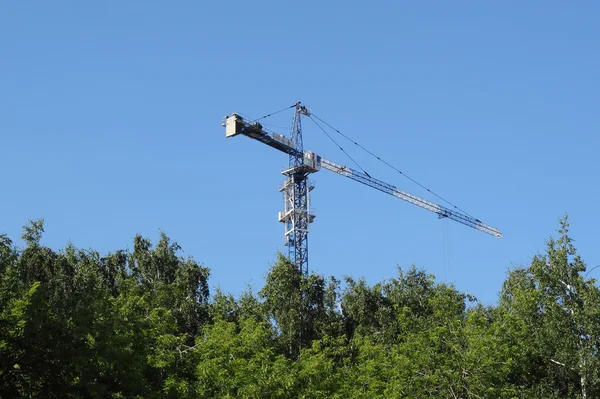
[223,103,502,274]
[279,103,315,275]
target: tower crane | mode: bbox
[223,102,501,275]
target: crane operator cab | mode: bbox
[303,151,321,173]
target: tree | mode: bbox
[260,254,342,358]
[499,216,600,398]
[0,221,213,398]
[4,216,600,397]
[194,319,294,398]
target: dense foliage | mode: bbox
[1,218,598,398]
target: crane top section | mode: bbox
[222,109,502,239]
[223,113,321,173]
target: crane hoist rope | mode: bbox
[222,102,502,274]
[311,113,474,218]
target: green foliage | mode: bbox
[194,319,294,398]
[0,221,209,398]
[498,216,600,398]
[21,218,44,247]
[2,216,599,398]
[259,254,342,358]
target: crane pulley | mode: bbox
[223,103,502,273]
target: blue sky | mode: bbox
[2,2,599,304]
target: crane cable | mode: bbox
[307,116,372,177]
[442,218,450,282]
[310,113,474,219]
[251,104,297,123]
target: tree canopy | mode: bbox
[1,217,598,398]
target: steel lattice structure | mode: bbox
[279,103,314,275]
[223,103,501,274]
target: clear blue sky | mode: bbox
[2,2,599,304]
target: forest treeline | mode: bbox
[1,218,599,398]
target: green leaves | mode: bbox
[1,217,598,398]
[21,218,44,247]
[260,254,342,358]
[194,319,293,398]
[497,215,600,398]
[0,224,213,398]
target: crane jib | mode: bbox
[318,159,502,238]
